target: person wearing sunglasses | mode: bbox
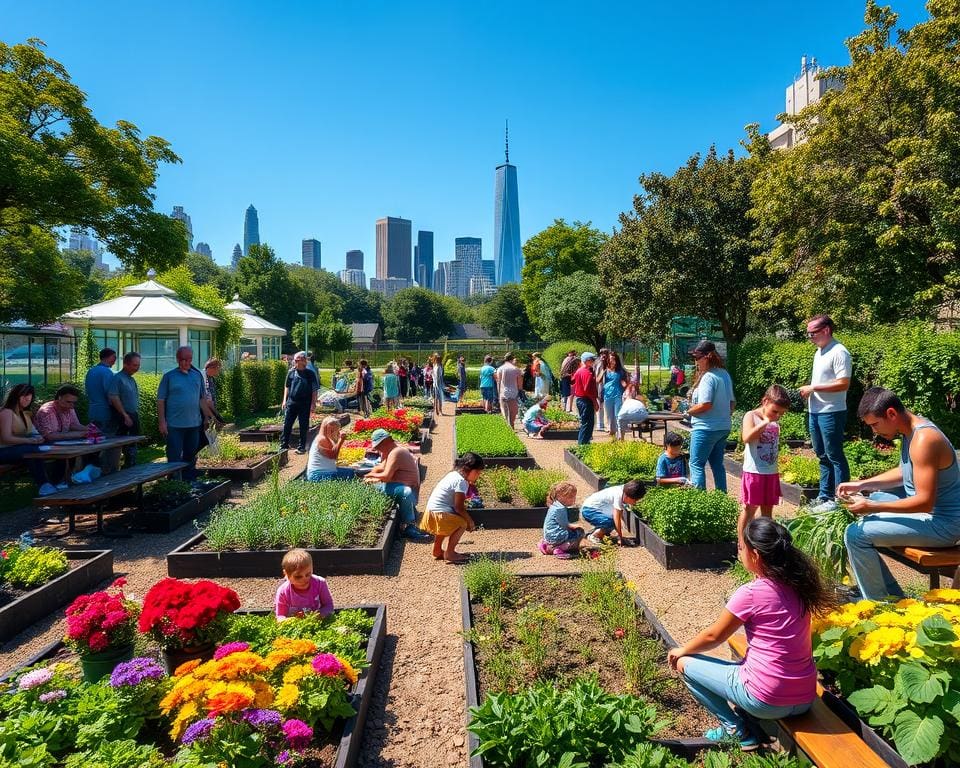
[798,314,851,502]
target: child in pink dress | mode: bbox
[275,548,334,621]
[739,384,791,543]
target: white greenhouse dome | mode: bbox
[224,296,285,361]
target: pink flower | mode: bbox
[282,719,313,749]
[213,641,250,660]
[311,653,343,677]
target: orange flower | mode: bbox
[206,688,254,714]
[340,658,359,686]
[174,659,202,676]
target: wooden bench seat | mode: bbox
[727,634,888,768]
[33,462,188,534]
[880,545,960,590]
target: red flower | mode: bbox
[614,628,626,639]
[64,583,138,654]
[138,578,240,649]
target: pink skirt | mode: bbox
[741,471,781,506]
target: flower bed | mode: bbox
[167,479,397,577]
[139,478,232,533]
[0,601,385,768]
[460,555,739,768]
[0,548,113,643]
[350,408,422,443]
[564,441,661,491]
[469,468,571,528]
[811,590,960,767]
[454,414,535,469]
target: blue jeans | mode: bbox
[845,500,960,599]
[374,482,419,526]
[166,425,200,481]
[604,393,623,436]
[689,429,728,492]
[0,444,48,487]
[307,467,356,482]
[576,398,595,445]
[582,506,615,532]
[809,411,850,499]
[681,655,811,733]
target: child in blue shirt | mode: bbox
[656,431,690,486]
[538,481,582,560]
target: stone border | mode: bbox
[460,573,714,768]
[197,449,288,484]
[140,479,232,533]
[165,509,398,577]
[0,550,113,643]
[628,514,737,570]
[563,449,608,490]
[722,454,817,506]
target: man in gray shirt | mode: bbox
[157,346,213,480]
[109,351,141,468]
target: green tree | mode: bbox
[75,324,98,382]
[537,271,606,350]
[438,294,476,324]
[185,251,234,296]
[480,284,536,340]
[233,244,297,337]
[750,1,960,327]
[0,39,186,324]
[61,249,108,306]
[383,287,453,342]
[601,135,768,343]
[520,219,608,334]
[291,318,353,358]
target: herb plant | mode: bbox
[639,488,738,544]
[199,434,273,462]
[570,441,661,484]
[0,544,68,588]
[844,439,899,480]
[784,501,855,583]
[477,468,568,507]
[777,411,808,441]
[456,415,527,457]
[143,479,193,507]
[778,453,820,487]
[463,555,519,606]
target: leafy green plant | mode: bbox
[728,410,745,444]
[784,502,855,583]
[199,434,272,462]
[515,468,566,506]
[844,439,899,480]
[544,407,578,426]
[639,488,737,544]
[515,603,559,678]
[484,468,514,502]
[456,414,527,457]
[3,546,68,588]
[779,452,820,487]
[463,555,519,607]
[202,478,392,550]
[142,479,192,507]
[777,410,808,441]
[570,441,661,484]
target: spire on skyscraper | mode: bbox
[505,119,509,164]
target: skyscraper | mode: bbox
[338,269,366,289]
[243,205,260,256]
[415,230,434,289]
[768,56,841,150]
[195,242,212,258]
[482,259,496,287]
[232,243,243,269]
[375,217,412,280]
[494,122,522,285]
[453,237,483,298]
[68,227,103,268]
[302,239,321,269]
[345,250,364,271]
[171,206,194,250]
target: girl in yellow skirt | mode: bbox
[421,452,485,564]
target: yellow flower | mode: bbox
[174,659,202,677]
[340,658,359,686]
[275,683,299,710]
[272,637,318,656]
[850,627,908,664]
[282,663,314,685]
[923,588,960,604]
[170,699,199,741]
[873,611,911,628]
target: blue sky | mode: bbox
[4,0,928,274]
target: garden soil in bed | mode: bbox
[468,577,713,740]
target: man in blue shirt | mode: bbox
[157,346,213,480]
[85,347,120,471]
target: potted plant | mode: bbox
[138,577,241,673]
[64,577,139,682]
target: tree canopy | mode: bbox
[383,287,453,342]
[537,271,607,351]
[480,284,536,341]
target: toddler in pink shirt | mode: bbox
[275,548,334,621]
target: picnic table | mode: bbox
[23,435,147,461]
[630,411,687,445]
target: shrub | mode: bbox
[777,410,808,441]
[456,415,527,457]
[1,544,69,588]
[542,340,591,379]
[844,439,899,480]
[639,488,737,544]
[570,442,661,484]
[778,453,820,487]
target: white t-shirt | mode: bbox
[426,470,468,514]
[618,398,649,420]
[809,340,852,414]
[742,412,780,475]
[497,363,521,399]
[581,484,624,514]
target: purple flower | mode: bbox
[109,657,165,687]
[277,750,292,765]
[18,667,53,691]
[181,717,216,745]
[282,718,313,749]
[243,708,282,731]
[311,653,343,677]
[38,689,67,703]
[213,641,250,661]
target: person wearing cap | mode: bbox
[281,352,320,454]
[799,314,852,502]
[572,352,600,445]
[363,428,432,541]
[687,340,736,492]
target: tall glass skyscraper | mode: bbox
[232,244,243,269]
[494,124,521,285]
[302,239,321,269]
[415,230,434,289]
[375,217,412,280]
[243,205,260,256]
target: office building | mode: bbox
[338,269,367,289]
[370,277,412,298]
[171,206,194,250]
[768,56,841,150]
[243,204,260,256]
[434,262,452,297]
[415,230,434,290]
[453,237,483,298]
[470,275,496,297]
[195,242,212,258]
[375,216,412,280]
[494,123,522,285]
[302,239,321,269]
[345,250,364,271]
[482,259,496,287]
[68,226,100,256]
[232,243,243,269]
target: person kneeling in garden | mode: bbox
[420,452,485,564]
[538,481,583,559]
[581,479,644,546]
[521,396,553,438]
[275,548,334,621]
[667,517,836,750]
[363,429,432,541]
[839,387,960,600]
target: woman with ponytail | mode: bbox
[667,518,836,749]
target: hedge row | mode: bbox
[729,323,960,443]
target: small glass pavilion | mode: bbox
[224,297,285,362]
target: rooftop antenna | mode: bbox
[505,119,509,164]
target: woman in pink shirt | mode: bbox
[667,518,836,750]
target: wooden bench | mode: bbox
[879,545,960,590]
[33,462,189,534]
[727,635,888,768]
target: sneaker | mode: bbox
[704,726,760,752]
[38,483,58,497]
[553,550,574,560]
[295,448,307,455]
[402,526,432,542]
[55,482,69,490]
[587,532,604,546]
[538,540,552,555]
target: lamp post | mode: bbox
[299,310,313,354]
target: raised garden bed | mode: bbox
[238,421,321,443]
[138,478,232,533]
[470,467,573,528]
[0,549,113,643]
[564,441,661,492]
[633,517,737,570]
[197,448,288,483]
[460,563,715,768]
[564,448,608,490]
[454,414,537,469]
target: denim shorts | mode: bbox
[581,506,614,530]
